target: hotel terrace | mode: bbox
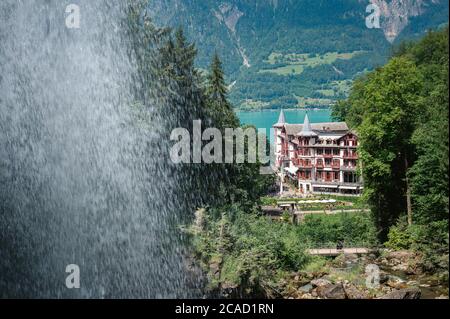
[273,110,363,195]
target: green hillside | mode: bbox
[147,0,449,109]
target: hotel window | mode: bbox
[344,172,359,183]
[333,149,339,155]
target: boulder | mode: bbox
[316,283,346,299]
[406,280,419,286]
[311,278,332,287]
[378,287,421,299]
[332,254,347,268]
[387,250,415,261]
[368,253,378,260]
[385,251,417,268]
[379,271,389,284]
[392,264,409,272]
[380,286,394,295]
[291,273,313,286]
[386,275,407,289]
[344,254,360,267]
[344,284,369,299]
[220,281,239,298]
[299,283,313,293]
[345,253,359,261]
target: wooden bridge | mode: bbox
[307,247,373,256]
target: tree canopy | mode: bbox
[332,27,449,242]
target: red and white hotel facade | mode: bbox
[273,110,363,195]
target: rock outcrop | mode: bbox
[316,283,347,299]
[378,287,422,299]
[344,283,369,299]
[370,0,435,43]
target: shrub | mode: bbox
[385,224,413,250]
[297,212,377,247]
[385,218,449,272]
[191,209,311,296]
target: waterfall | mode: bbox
[0,0,201,298]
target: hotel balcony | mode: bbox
[343,153,358,159]
[341,166,357,171]
[296,151,312,157]
[323,153,333,159]
[316,161,324,168]
[313,179,340,185]
[301,153,313,157]
[297,161,313,169]
[331,163,341,170]
[313,180,361,187]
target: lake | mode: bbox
[236,109,332,143]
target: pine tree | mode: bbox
[207,53,227,103]
[206,53,239,129]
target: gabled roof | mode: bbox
[284,122,348,135]
[337,130,359,141]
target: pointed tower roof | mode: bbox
[297,113,317,137]
[273,109,286,127]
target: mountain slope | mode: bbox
[147,0,449,109]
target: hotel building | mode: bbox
[273,110,363,195]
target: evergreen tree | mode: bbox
[207,53,228,103]
[206,53,239,129]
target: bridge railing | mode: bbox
[304,241,378,250]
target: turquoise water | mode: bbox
[236,109,332,143]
